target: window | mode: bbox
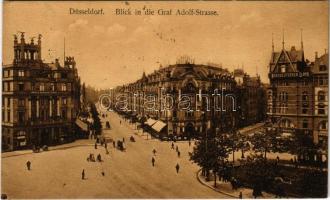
[40,83,45,91]
[319,65,327,71]
[302,107,308,114]
[318,91,325,101]
[18,99,25,106]
[319,121,327,130]
[319,78,324,86]
[50,83,55,91]
[280,65,287,73]
[18,70,25,77]
[61,110,67,119]
[62,98,67,105]
[61,84,67,91]
[18,83,24,91]
[18,111,24,123]
[302,119,308,129]
[6,82,11,91]
[7,111,10,122]
[302,92,308,101]
[3,70,8,78]
[7,98,10,107]
[318,103,325,115]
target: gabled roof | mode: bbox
[270,47,305,73]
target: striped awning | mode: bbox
[151,120,167,133]
[146,118,157,126]
[76,119,88,131]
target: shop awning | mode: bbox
[76,119,89,131]
[146,118,157,127]
[151,120,167,133]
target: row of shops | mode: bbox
[116,110,170,140]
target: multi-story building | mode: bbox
[2,33,81,151]
[110,59,237,139]
[267,36,328,145]
[234,69,267,128]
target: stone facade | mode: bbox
[267,37,328,144]
[2,33,81,151]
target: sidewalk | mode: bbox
[196,169,275,199]
[2,139,94,158]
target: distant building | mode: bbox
[234,69,267,128]
[2,33,81,151]
[267,35,328,145]
[110,60,237,139]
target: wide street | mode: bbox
[2,111,228,198]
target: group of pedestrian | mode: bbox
[150,148,181,174]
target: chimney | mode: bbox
[315,51,318,59]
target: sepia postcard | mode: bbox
[1,0,329,199]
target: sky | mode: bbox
[3,1,328,89]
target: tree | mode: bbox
[190,131,231,187]
[249,126,282,160]
[227,130,250,162]
[89,102,102,135]
[286,130,320,165]
[244,154,277,198]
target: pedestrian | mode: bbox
[152,149,157,156]
[239,192,243,199]
[95,143,97,149]
[177,151,181,158]
[152,156,155,167]
[120,120,121,125]
[97,154,102,162]
[82,169,85,180]
[276,156,280,163]
[176,146,179,152]
[113,141,116,148]
[175,163,180,173]
[101,171,105,176]
[122,137,125,142]
[188,140,191,147]
[26,160,31,170]
[171,142,174,149]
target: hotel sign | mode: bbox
[271,72,310,78]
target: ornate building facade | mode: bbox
[267,36,328,145]
[2,33,81,151]
[110,61,237,139]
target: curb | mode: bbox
[2,143,94,159]
[196,168,237,198]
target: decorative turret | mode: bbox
[13,32,42,63]
[64,56,76,69]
